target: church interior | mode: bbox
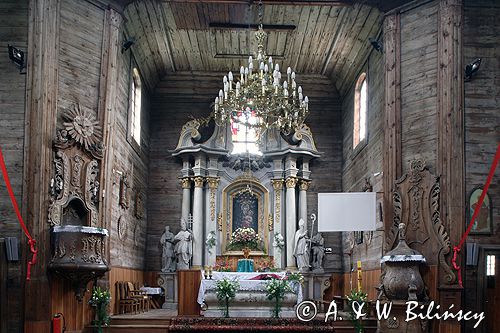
[0,0,499,332]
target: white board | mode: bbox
[317,192,376,232]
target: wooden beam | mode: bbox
[161,0,353,6]
[382,12,402,252]
[209,22,296,31]
[436,0,464,327]
[23,0,60,331]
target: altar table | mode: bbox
[197,271,302,317]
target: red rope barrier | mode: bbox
[0,147,37,281]
[452,143,500,288]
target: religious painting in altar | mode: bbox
[469,187,492,234]
[221,178,269,254]
[232,192,259,231]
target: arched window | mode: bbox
[353,72,367,149]
[130,67,142,146]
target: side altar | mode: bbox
[197,271,302,318]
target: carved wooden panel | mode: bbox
[386,159,455,285]
[48,105,104,227]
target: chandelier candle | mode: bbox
[212,24,309,137]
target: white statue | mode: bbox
[174,218,192,270]
[311,232,325,273]
[160,225,176,272]
[293,218,310,272]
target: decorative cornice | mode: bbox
[285,177,298,189]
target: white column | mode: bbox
[206,177,219,267]
[285,177,298,269]
[271,179,284,269]
[298,180,310,223]
[180,178,191,222]
[192,176,205,269]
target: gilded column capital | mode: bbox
[193,176,205,188]
[180,177,191,189]
[206,177,220,189]
[299,179,311,191]
[285,177,298,189]
[271,179,284,190]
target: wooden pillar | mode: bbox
[437,0,464,331]
[382,12,402,251]
[22,0,60,331]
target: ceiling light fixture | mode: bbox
[211,0,309,137]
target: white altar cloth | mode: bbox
[197,271,303,305]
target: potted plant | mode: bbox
[265,278,291,318]
[215,278,240,318]
[347,289,368,333]
[88,286,111,333]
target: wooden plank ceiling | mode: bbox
[123,0,383,94]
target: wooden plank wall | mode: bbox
[399,1,439,174]
[57,0,104,116]
[341,269,380,300]
[107,34,150,270]
[463,1,500,331]
[0,1,28,332]
[108,267,146,315]
[147,72,343,272]
[339,42,385,272]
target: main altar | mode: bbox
[171,118,321,271]
[197,271,302,318]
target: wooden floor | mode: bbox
[99,309,376,333]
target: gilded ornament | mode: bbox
[193,176,205,188]
[285,177,298,188]
[299,180,311,191]
[180,178,191,189]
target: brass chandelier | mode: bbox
[212,5,309,137]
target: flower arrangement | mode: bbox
[226,227,264,252]
[347,289,368,333]
[286,272,304,285]
[206,231,216,254]
[88,286,111,333]
[215,278,240,318]
[255,256,275,272]
[215,256,232,272]
[272,233,285,251]
[265,278,291,318]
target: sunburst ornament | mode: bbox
[59,105,104,158]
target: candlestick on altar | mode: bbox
[357,260,362,291]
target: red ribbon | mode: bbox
[452,143,500,288]
[0,147,37,280]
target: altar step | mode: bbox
[100,315,377,333]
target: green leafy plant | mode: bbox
[265,278,291,318]
[215,278,240,318]
[88,286,111,333]
[346,289,368,333]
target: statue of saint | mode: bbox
[174,219,192,270]
[293,218,310,272]
[160,225,176,272]
[311,232,325,273]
